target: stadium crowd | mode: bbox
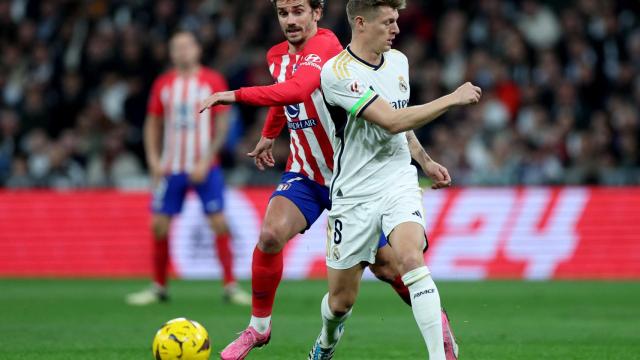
[0,0,638,188]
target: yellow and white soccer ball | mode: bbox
[152,317,211,360]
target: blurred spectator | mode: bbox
[44,141,85,189]
[5,152,33,188]
[0,108,19,183]
[22,128,50,183]
[86,127,143,188]
[517,0,561,50]
[0,0,637,188]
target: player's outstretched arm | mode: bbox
[362,82,482,134]
[200,32,341,112]
[406,131,451,190]
[199,64,322,112]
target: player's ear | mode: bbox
[354,15,366,31]
[312,7,322,22]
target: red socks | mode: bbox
[215,233,235,286]
[391,275,412,306]
[152,236,169,287]
[251,247,284,317]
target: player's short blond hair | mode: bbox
[346,0,406,26]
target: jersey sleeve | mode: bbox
[147,77,164,117]
[262,106,287,138]
[235,34,342,107]
[320,64,379,118]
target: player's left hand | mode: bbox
[199,91,236,113]
[421,160,452,189]
[190,161,209,183]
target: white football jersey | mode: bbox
[321,46,417,203]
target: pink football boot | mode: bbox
[442,309,459,360]
[220,325,271,360]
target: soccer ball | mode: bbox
[152,317,211,360]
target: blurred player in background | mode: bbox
[200,0,455,359]
[308,0,481,358]
[126,31,251,306]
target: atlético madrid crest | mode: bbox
[399,76,408,92]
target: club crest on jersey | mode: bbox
[347,80,365,95]
[331,246,340,261]
[285,104,300,118]
[399,76,408,93]
[174,104,193,128]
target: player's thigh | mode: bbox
[150,174,188,235]
[262,195,308,243]
[194,166,225,215]
[327,263,366,314]
[262,172,330,243]
[382,188,427,273]
[326,201,380,271]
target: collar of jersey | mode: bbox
[346,46,384,71]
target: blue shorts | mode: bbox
[152,167,225,215]
[271,172,388,248]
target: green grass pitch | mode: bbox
[1,279,639,359]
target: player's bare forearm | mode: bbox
[406,130,432,168]
[143,115,162,168]
[203,112,230,164]
[362,82,481,134]
[405,131,452,189]
[391,94,457,133]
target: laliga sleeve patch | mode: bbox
[346,80,365,96]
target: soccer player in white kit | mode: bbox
[307,1,482,359]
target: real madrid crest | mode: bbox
[399,76,408,93]
[331,246,341,261]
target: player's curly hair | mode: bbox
[270,0,325,10]
[346,0,406,26]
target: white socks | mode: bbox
[249,315,271,334]
[320,293,351,347]
[402,266,445,360]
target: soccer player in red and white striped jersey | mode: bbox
[200,1,455,359]
[126,31,250,306]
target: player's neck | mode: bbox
[348,41,383,66]
[287,27,318,54]
[176,64,200,77]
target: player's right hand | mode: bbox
[453,82,482,105]
[247,136,275,171]
[149,163,164,187]
[199,91,236,113]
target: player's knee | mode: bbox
[151,218,169,239]
[397,252,424,274]
[257,226,286,253]
[328,294,354,316]
[208,214,229,235]
[369,263,398,284]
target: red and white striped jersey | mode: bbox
[147,67,230,174]
[262,29,342,186]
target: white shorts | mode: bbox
[325,186,427,270]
